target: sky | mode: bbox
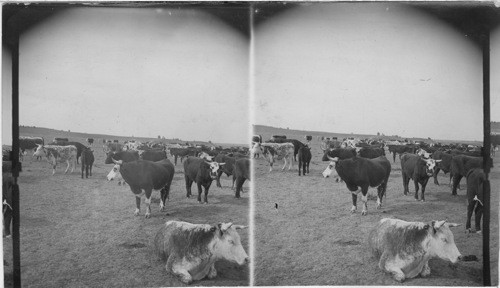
[2,7,249,145]
[253,3,486,142]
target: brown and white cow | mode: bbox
[260,142,294,172]
[33,144,77,175]
[153,220,249,284]
[368,218,462,282]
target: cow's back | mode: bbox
[184,157,204,181]
[121,160,174,190]
[401,153,418,176]
[452,155,483,176]
[234,158,251,181]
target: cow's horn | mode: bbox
[434,220,446,230]
[219,162,226,166]
[447,223,461,228]
[233,225,248,230]
[112,159,123,165]
[327,156,339,162]
[220,222,233,232]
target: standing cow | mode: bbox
[233,158,250,198]
[297,146,311,176]
[153,220,249,284]
[183,157,225,204]
[450,155,485,196]
[465,168,486,233]
[260,142,295,172]
[368,218,462,282]
[81,147,94,179]
[33,144,77,175]
[400,153,441,201]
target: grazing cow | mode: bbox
[170,147,197,165]
[183,157,225,203]
[140,149,167,162]
[214,154,237,188]
[104,150,139,165]
[431,150,453,186]
[450,155,486,196]
[153,221,249,284]
[107,159,175,218]
[233,158,250,198]
[368,218,461,282]
[358,147,385,159]
[81,147,95,179]
[401,153,441,201]
[33,145,77,175]
[260,143,294,172]
[466,168,486,233]
[323,156,391,215]
[86,138,94,146]
[297,146,311,176]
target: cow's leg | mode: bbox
[420,179,429,201]
[207,263,217,279]
[197,183,204,203]
[203,183,211,204]
[402,174,409,195]
[451,175,462,195]
[71,158,76,173]
[231,175,236,190]
[433,167,440,185]
[298,160,302,176]
[376,182,386,209]
[465,200,475,232]
[351,192,357,213]
[64,160,71,174]
[235,177,244,198]
[414,180,420,201]
[282,158,287,171]
[171,261,193,284]
[289,156,293,170]
[89,164,93,177]
[382,257,406,282]
[216,170,223,188]
[3,206,12,237]
[144,189,152,218]
[392,152,396,163]
[475,204,483,233]
[185,176,193,198]
[135,196,141,216]
[360,188,369,216]
[420,260,431,277]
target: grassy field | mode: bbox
[3,128,250,287]
[253,127,498,286]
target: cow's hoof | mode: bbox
[393,273,405,282]
[361,211,367,216]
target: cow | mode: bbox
[33,144,77,175]
[170,147,197,165]
[104,150,139,165]
[282,139,306,161]
[297,146,311,176]
[358,147,385,159]
[387,145,416,163]
[153,220,249,284]
[81,147,94,179]
[320,138,342,151]
[431,150,453,186]
[19,136,44,160]
[260,142,294,172]
[233,158,250,198]
[322,148,356,182]
[213,154,237,188]
[401,153,441,201]
[140,149,167,162]
[450,155,486,196]
[323,156,391,215]
[466,168,486,233]
[416,148,431,159]
[368,218,462,282]
[107,159,175,218]
[183,157,225,203]
[103,142,124,154]
[49,141,86,164]
[86,138,94,146]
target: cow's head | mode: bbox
[199,152,214,161]
[33,144,46,158]
[422,157,441,176]
[205,161,225,179]
[107,159,123,181]
[417,148,431,159]
[213,223,249,265]
[428,220,462,263]
[322,156,339,178]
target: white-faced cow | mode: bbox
[401,153,441,201]
[107,159,175,218]
[33,144,77,175]
[153,220,249,284]
[322,148,356,182]
[260,142,294,172]
[466,168,486,233]
[183,157,225,203]
[323,156,391,215]
[368,218,462,282]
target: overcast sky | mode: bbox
[2,7,249,145]
[253,3,487,142]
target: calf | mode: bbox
[260,143,294,172]
[401,153,441,201]
[450,155,485,195]
[107,159,175,218]
[81,147,94,179]
[233,158,250,198]
[323,156,391,215]
[183,157,225,203]
[368,218,461,282]
[153,221,249,284]
[465,168,486,233]
[297,146,311,176]
[33,144,77,175]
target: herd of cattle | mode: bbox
[251,134,493,282]
[3,136,250,284]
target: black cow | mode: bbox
[283,139,306,161]
[81,147,94,179]
[87,138,94,146]
[183,157,225,203]
[297,146,311,176]
[170,148,197,165]
[466,168,486,233]
[233,158,250,198]
[105,150,139,165]
[141,150,167,162]
[431,150,453,186]
[387,145,416,163]
[321,148,356,161]
[49,141,86,164]
[214,154,237,188]
[323,156,391,215]
[401,153,440,201]
[358,147,385,159]
[108,159,175,218]
[450,155,486,195]
[54,137,69,143]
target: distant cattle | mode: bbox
[401,153,440,201]
[107,159,175,218]
[358,147,385,159]
[33,145,77,175]
[213,154,238,188]
[103,142,124,154]
[170,147,197,165]
[183,157,225,203]
[271,135,287,142]
[323,156,391,215]
[466,168,486,233]
[113,140,119,143]
[81,147,94,179]
[297,146,311,176]
[387,145,416,163]
[233,158,250,198]
[320,138,342,151]
[86,138,94,146]
[53,137,69,143]
[140,149,167,162]
[260,142,294,172]
[450,155,486,196]
[431,150,453,186]
[153,221,249,284]
[368,218,461,282]
[104,150,139,165]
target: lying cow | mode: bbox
[368,218,461,282]
[297,146,311,176]
[466,168,486,233]
[260,143,294,172]
[183,157,225,203]
[81,147,94,179]
[153,220,249,284]
[401,153,441,201]
[107,159,175,218]
[33,144,77,175]
[233,158,250,198]
[323,156,391,215]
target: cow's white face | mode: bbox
[214,224,249,266]
[107,164,121,181]
[33,144,45,157]
[428,221,462,263]
[322,162,336,178]
[206,161,224,179]
[424,158,441,176]
[199,152,213,161]
[417,148,431,159]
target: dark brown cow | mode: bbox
[450,155,487,195]
[465,168,486,233]
[233,158,250,198]
[401,153,441,201]
[183,157,225,203]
